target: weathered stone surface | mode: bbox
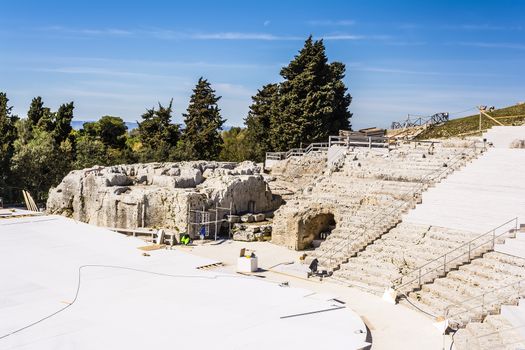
[232,223,272,242]
[241,214,254,223]
[47,161,281,239]
[227,215,241,223]
[270,140,482,255]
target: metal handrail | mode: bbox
[328,135,392,149]
[444,274,525,322]
[317,140,480,268]
[266,142,330,161]
[319,145,479,268]
[393,217,518,292]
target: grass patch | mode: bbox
[417,104,525,139]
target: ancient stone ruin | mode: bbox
[47,161,281,240]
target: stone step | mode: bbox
[334,269,392,290]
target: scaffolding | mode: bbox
[187,202,233,241]
[391,112,449,130]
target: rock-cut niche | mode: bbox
[297,212,336,250]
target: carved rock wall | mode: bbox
[47,161,281,238]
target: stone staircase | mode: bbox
[496,226,525,259]
[331,223,481,293]
[453,314,525,350]
[406,251,525,327]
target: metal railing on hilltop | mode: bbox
[328,135,393,149]
[315,140,481,269]
[266,142,329,161]
[393,217,519,294]
[266,133,446,163]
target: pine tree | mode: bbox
[136,99,180,162]
[180,78,225,160]
[138,99,180,154]
[270,36,352,151]
[244,83,278,161]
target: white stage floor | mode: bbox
[0,216,369,350]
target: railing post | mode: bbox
[368,137,372,149]
[481,293,485,317]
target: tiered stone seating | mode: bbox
[453,314,525,350]
[332,223,479,293]
[407,252,525,327]
[271,140,480,270]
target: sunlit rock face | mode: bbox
[47,161,281,238]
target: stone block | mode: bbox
[228,215,241,223]
[241,214,254,223]
[253,213,265,222]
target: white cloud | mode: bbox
[308,20,355,26]
[263,20,271,27]
[214,83,254,98]
[31,67,169,79]
[41,26,133,36]
[457,42,525,50]
[354,66,503,78]
[189,32,302,40]
[445,24,523,31]
[321,34,365,40]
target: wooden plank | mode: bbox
[28,192,38,211]
[22,191,31,211]
[480,110,504,126]
[455,129,488,137]
[137,244,165,251]
[493,114,525,119]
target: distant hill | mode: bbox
[417,103,525,139]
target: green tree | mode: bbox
[0,92,19,202]
[244,83,278,162]
[74,135,108,169]
[137,99,180,162]
[82,116,128,149]
[27,97,47,127]
[11,127,73,202]
[179,78,225,160]
[53,102,74,144]
[270,36,352,151]
[219,127,252,162]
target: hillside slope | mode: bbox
[417,103,525,139]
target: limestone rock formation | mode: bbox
[47,161,281,239]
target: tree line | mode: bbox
[0,36,352,203]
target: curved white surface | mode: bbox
[0,216,369,350]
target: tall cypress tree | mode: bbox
[244,83,278,161]
[0,92,19,201]
[269,36,352,151]
[53,102,74,144]
[180,78,225,160]
[27,97,46,127]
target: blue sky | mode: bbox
[1,0,524,129]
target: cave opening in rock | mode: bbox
[298,212,336,250]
